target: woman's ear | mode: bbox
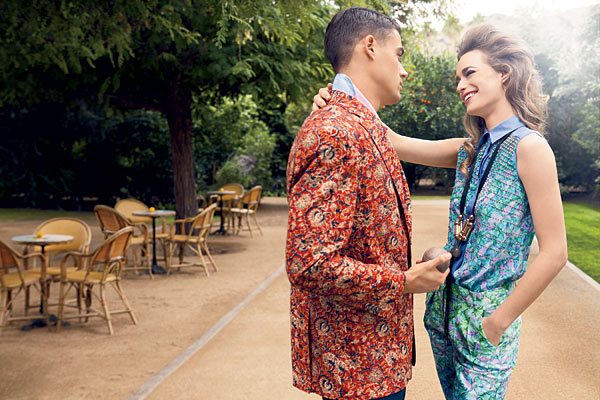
[500,66,512,84]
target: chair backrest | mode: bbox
[0,241,25,287]
[33,218,92,254]
[243,186,263,211]
[90,227,134,274]
[188,203,217,240]
[94,205,130,238]
[197,194,207,210]
[221,183,244,202]
[115,198,152,224]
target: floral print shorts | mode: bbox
[424,282,521,400]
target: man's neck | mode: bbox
[338,69,380,111]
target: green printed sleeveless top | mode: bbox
[445,116,541,291]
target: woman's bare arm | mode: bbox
[482,134,568,345]
[311,84,465,168]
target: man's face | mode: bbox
[372,29,408,106]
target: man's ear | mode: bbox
[362,35,377,60]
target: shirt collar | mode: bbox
[484,115,525,143]
[332,74,379,118]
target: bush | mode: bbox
[210,95,276,190]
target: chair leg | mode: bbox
[99,284,114,335]
[253,212,263,235]
[195,242,209,277]
[77,284,84,323]
[42,281,50,330]
[235,214,242,235]
[0,289,9,332]
[178,244,185,264]
[84,286,92,323]
[202,241,218,272]
[114,279,137,325]
[130,247,137,275]
[245,213,253,237]
[166,242,174,276]
[56,282,66,332]
[143,242,153,279]
[24,286,30,316]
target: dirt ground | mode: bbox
[0,197,598,400]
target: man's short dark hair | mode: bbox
[325,7,402,73]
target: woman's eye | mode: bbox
[465,70,474,76]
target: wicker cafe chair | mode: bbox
[115,198,169,268]
[56,227,137,335]
[115,198,169,237]
[22,218,93,315]
[208,183,244,233]
[231,186,263,237]
[25,218,92,278]
[197,194,207,212]
[0,241,46,332]
[94,205,152,278]
[166,203,218,277]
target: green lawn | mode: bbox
[563,202,600,283]
[0,208,195,227]
[0,208,93,222]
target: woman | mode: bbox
[313,24,567,399]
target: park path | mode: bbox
[0,198,598,399]
[140,198,600,399]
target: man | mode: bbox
[286,7,450,400]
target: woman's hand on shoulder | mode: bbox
[312,83,333,112]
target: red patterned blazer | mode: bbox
[286,90,413,399]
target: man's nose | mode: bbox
[400,64,408,78]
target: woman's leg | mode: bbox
[450,284,521,400]
[424,284,456,399]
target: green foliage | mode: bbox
[563,202,600,283]
[238,121,277,187]
[0,0,459,209]
[0,105,172,208]
[572,102,600,193]
[209,95,276,189]
[380,50,464,188]
[214,160,249,188]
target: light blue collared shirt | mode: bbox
[331,74,379,118]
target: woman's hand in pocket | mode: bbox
[482,315,504,346]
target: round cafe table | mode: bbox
[207,190,236,235]
[12,234,74,255]
[11,234,74,330]
[132,209,175,274]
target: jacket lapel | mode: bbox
[332,91,412,260]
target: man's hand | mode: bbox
[312,83,333,112]
[403,253,450,293]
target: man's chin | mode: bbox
[383,95,402,107]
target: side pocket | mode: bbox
[476,311,500,351]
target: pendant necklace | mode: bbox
[450,132,513,259]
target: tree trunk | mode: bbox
[165,85,197,220]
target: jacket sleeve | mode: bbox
[286,122,406,317]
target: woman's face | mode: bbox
[455,50,508,120]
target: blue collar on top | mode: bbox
[478,115,525,147]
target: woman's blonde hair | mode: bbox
[457,24,549,174]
